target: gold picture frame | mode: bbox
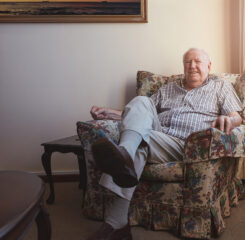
[0,0,147,23]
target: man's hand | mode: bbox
[211,111,242,134]
[90,106,122,120]
[90,106,108,120]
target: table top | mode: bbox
[41,135,82,148]
[0,171,45,238]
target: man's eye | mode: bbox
[184,60,202,64]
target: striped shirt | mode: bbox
[150,77,243,139]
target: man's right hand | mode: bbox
[90,106,122,120]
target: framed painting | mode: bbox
[0,0,147,23]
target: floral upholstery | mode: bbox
[77,120,120,150]
[77,120,184,182]
[77,71,245,239]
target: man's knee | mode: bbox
[127,96,154,108]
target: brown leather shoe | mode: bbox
[87,222,132,240]
[92,138,138,188]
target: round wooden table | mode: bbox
[0,171,51,240]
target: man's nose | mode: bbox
[190,60,196,68]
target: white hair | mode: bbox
[183,48,211,62]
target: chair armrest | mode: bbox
[76,120,120,150]
[182,126,245,238]
[184,126,245,163]
[182,154,243,238]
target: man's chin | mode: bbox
[187,77,200,82]
[189,74,199,80]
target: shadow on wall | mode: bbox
[124,76,137,105]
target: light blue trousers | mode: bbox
[100,96,184,200]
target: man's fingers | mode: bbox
[90,106,102,119]
[211,120,217,128]
[90,106,98,115]
[224,117,231,135]
[212,115,236,135]
[90,106,110,120]
[95,108,106,115]
[97,114,108,119]
[219,117,225,132]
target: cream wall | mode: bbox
[0,0,239,174]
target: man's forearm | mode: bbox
[107,109,122,120]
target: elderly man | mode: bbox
[87,48,243,240]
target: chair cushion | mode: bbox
[136,71,183,97]
[141,162,184,182]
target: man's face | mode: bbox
[183,50,211,90]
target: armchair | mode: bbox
[77,71,245,239]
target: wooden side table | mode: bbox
[41,135,86,204]
[0,171,51,240]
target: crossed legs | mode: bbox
[89,96,184,240]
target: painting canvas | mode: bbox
[0,0,147,22]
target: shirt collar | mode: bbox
[180,76,211,90]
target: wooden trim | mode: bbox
[39,173,80,183]
[0,0,147,23]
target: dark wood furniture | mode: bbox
[0,171,51,240]
[41,135,86,204]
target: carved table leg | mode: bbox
[41,150,55,204]
[36,202,51,240]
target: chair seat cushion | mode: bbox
[141,162,184,182]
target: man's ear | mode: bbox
[208,61,212,72]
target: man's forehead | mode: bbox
[184,50,208,61]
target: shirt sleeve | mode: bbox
[218,80,243,115]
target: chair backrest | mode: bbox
[136,71,245,118]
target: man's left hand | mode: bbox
[211,112,242,135]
